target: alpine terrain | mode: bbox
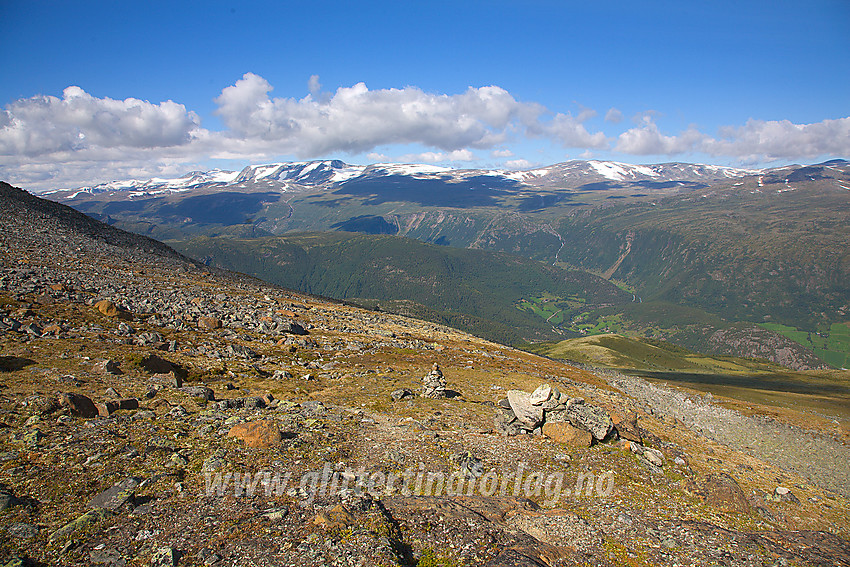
[1,178,849,566]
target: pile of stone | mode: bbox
[494,383,614,444]
[421,363,447,399]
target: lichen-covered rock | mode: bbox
[227,420,282,448]
[88,477,140,511]
[565,400,613,440]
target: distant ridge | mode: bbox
[44,158,766,198]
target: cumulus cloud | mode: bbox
[0,86,202,157]
[614,114,850,161]
[615,115,705,155]
[528,111,608,149]
[365,149,476,164]
[505,158,533,169]
[308,75,322,97]
[2,73,848,190]
[213,72,544,156]
[703,117,850,161]
[605,107,623,123]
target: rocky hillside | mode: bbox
[1,181,848,566]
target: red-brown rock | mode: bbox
[227,420,282,448]
[542,422,592,447]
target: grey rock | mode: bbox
[6,523,38,540]
[300,400,326,416]
[227,344,259,359]
[390,388,414,401]
[90,548,127,566]
[168,405,189,418]
[529,384,552,406]
[88,477,141,511]
[281,320,307,335]
[506,389,543,429]
[643,447,664,467]
[767,486,800,504]
[565,402,613,440]
[181,386,215,401]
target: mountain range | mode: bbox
[42,158,850,371]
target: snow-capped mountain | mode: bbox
[49,159,762,201]
[500,160,757,186]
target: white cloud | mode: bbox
[703,117,850,161]
[529,112,608,149]
[2,73,847,190]
[615,114,850,161]
[308,75,322,96]
[0,86,202,157]
[505,159,533,169]
[213,72,544,157]
[364,149,476,164]
[605,107,623,123]
[615,115,705,155]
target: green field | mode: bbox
[759,322,850,368]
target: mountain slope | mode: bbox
[1,181,849,565]
[172,231,633,345]
[40,159,850,369]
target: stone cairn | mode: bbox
[421,363,447,399]
[494,383,614,441]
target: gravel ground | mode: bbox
[600,369,850,497]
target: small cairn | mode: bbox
[421,363,447,399]
[494,383,614,442]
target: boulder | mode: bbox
[99,360,122,375]
[281,320,308,335]
[95,401,119,417]
[767,486,800,504]
[227,420,282,448]
[140,354,179,375]
[118,398,139,410]
[542,422,592,447]
[565,401,613,440]
[390,388,414,401]
[611,411,642,443]
[88,477,140,511]
[529,384,552,406]
[95,300,119,317]
[507,390,543,429]
[181,386,215,402]
[313,504,355,530]
[58,392,98,418]
[702,473,752,513]
[198,316,222,330]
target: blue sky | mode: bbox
[1,0,848,190]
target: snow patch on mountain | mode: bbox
[588,160,660,181]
